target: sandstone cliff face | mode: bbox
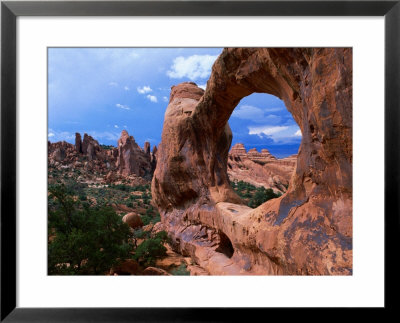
[152,48,352,275]
[75,132,82,153]
[228,143,296,193]
[82,133,101,161]
[116,130,153,179]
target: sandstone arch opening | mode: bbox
[227,92,301,200]
[152,48,352,275]
[215,231,234,258]
[229,92,301,158]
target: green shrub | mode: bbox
[48,184,133,275]
[170,264,190,276]
[141,214,152,226]
[133,229,149,240]
[248,187,281,208]
[152,212,161,224]
[133,231,168,267]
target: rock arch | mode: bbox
[152,48,352,275]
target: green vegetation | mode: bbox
[170,263,190,276]
[48,184,133,275]
[133,231,168,267]
[230,180,281,208]
[111,183,147,192]
[48,182,169,275]
[100,144,115,150]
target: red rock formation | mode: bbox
[116,130,152,178]
[75,133,82,153]
[150,146,157,172]
[48,141,75,164]
[247,147,276,164]
[82,133,100,156]
[49,130,158,184]
[142,267,171,275]
[152,48,352,275]
[144,141,151,155]
[227,144,296,193]
[229,143,247,157]
[110,259,139,275]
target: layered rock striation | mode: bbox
[152,48,352,275]
[228,143,296,193]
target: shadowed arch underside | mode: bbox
[152,48,352,275]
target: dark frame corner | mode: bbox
[1,1,399,321]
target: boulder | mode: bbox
[122,212,143,229]
[142,267,171,276]
[110,259,139,275]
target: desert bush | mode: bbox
[248,187,281,208]
[133,231,168,267]
[170,264,190,276]
[48,184,133,275]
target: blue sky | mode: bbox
[48,48,301,158]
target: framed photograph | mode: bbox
[1,0,398,320]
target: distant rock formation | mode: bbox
[152,48,353,275]
[151,146,158,173]
[229,143,247,157]
[75,132,82,153]
[228,143,296,193]
[49,141,75,163]
[144,141,151,155]
[82,133,100,161]
[116,130,152,178]
[48,130,158,183]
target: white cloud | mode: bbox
[249,126,289,137]
[248,124,302,144]
[89,131,120,142]
[232,105,282,124]
[48,128,121,144]
[127,51,139,59]
[163,96,169,102]
[167,54,218,80]
[265,107,285,112]
[116,103,130,110]
[198,84,207,90]
[47,129,74,142]
[109,82,118,87]
[232,105,266,120]
[147,95,158,103]
[94,49,140,64]
[294,129,302,137]
[137,86,152,94]
[114,125,119,129]
[124,86,130,91]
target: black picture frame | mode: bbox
[1,0,399,321]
